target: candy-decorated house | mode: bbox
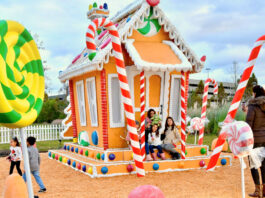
[49,0,231,178]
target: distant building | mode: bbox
[48,94,66,100]
[189,79,235,99]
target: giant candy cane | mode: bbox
[86,18,145,176]
[198,78,218,145]
[207,35,265,171]
[180,71,187,159]
[140,71,146,159]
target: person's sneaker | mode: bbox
[38,188,46,193]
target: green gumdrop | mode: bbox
[88,52,97,61]
[81,140,89,147]
[59,156,62,162]
[200,148,207,155]
[85,150,89,156]
[93,2,97,8]
[96,153,101,160]
[185,150,187,155]
[52,153,55,159]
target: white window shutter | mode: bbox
[86,77,98,127]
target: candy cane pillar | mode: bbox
[207,35,265,170]
[180,71,187,159]
[140,71,145,159]
[86,18,145,176]
[198,79,218,145]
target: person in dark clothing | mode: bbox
[247,85,265,198]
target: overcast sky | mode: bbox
[1,0,265,95]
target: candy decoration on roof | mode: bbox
[89,4,93,10]
[207,35,265,171]
[137,7,161,37]
[86,17,145,177]
[198,78,218,145]
[0,20,44,128]
[103,3,108,10]
[93,2,97,8]
[72,54,81,64]
[146,0,160,7]
[99,5,103,9]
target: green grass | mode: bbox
[186,133,218,150]
[0,140,71,152]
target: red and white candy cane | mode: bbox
[198,78,218,145]
[207,35,265,171]
[86,18,145,176]
[140,71,145,159]
[180,71,187,159]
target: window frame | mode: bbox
[76,80,87,126]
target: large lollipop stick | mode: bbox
[86,18,145,176]
[207,35,265,170]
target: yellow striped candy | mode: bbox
[0,20,44,128]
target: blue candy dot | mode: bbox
[84,52,88,57]
[101,166,108,174]
[72,161,76,168]
[92,131,98,145]
[82,165,86,172]
[126,17,131,23]
[101,153,105,160]
[63,145,66,150]
[221,159,227,165]
[75,148,78,153]
[71,147,74,152]
[153,163,159,170]
[48,152,51,157]
[67,146,70,151]
[109,153,115,160]
[67,159,71,165]
[103,3,108,10]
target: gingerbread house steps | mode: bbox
[48,142,232,178]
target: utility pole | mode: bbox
[206,67,211,79]
[233,61,238,90]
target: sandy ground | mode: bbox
[0,153,258,198]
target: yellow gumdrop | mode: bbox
[131,153,134,159]
[63,157,67,163]
[89,4,93,10]
[88,167,93,174]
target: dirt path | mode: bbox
[0,153,256,198]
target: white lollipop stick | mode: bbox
[239,157,246,198]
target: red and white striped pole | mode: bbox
[180,71,187,159]
[198,78,218,145]
[86,18,145,176]
[207,35,265,171]
[140,71,145,159]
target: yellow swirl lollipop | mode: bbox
[0,20,44,128]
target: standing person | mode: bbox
[22,137,46,193]
[161,117,181,160]
[246,85,265,198]
[8,137,22,176]
[145,109,156,161]
[148,124,166,161]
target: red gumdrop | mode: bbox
[99,5,103,9]
[127,164,134,172]
[80,149,83,155]
[77,163,81,170]
[200,55,206,62]
[199,160,205,167]
[55,155,59,160]
[128,185,165,198]
[146,0,160,7]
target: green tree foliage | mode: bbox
[243,73,258,100]
[217,83,227,106]
[188,80,204,108]
[35,97,68,123]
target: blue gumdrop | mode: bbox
[101,153,105,160]
[84,52,88,57]
[72,161,76,168]
[63,145,66,150]
[67,159,71,165]
[153,163,159,170]
[75,148,78,153]
[103,3,108,10]
[92,131,98,145]
[101,166,108,174]
[48,152,51,157]
[71,147,74,152]
[67,145,70,151]
[221,159,227,165]
[126,17,131,23]
[82,165,86,172]
[109,153,115,160]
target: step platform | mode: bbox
[48,143,232,178]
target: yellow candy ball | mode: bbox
[131,153,134,159]
[88,167,93,174]
[63,157,67,163]
[89,4,93,10]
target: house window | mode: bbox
[76,80,86,126]
[169,75,181,124]
[108,74,124,128]
[86,77,98,127]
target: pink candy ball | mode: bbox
[128,185,165,198]
[80,149,83,155]
[127,164,134,172]
[146,0,160,7]
[199,160,205,167]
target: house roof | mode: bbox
[59,0,205,82]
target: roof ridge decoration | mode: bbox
[59,0,206,82]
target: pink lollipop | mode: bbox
[128,185,165,198]
[190,117,204,131]
[226,121,253,157]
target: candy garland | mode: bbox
[86,18,145,177]
[140,71,145,159]
[0,20,45,128]
[198,78,218,145]
[180,71,187,159]
[207,35,265,171]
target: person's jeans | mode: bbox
[149,145,163,154]
[145,142,150,155]
[23,170,46,189]
[161,144,177,153]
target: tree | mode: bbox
[196,80,204,95]
[217,83,227,106]
[243,73,258,100]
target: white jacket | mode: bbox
[148,132,162,146]
[10,146,22,161]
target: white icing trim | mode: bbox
[124,39,192,72]
[61,95,73,139]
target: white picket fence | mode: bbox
[0,124,65,144]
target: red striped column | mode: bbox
[86,18,145,176]
[140,71,145,159]
[180,71,187,159]
[101,69,108,150]
[207,35,265,171]
[69,80,78,143]
[198,78,218,145]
